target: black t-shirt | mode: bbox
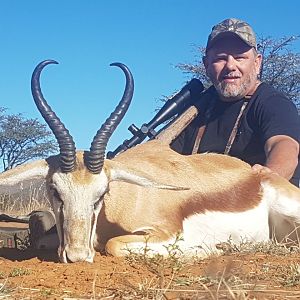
[171,83,300,186]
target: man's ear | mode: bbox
[255,53,263,76]
[202,55,211,78]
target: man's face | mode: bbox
[204,35,262,101]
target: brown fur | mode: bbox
[2,138,300,259]
[71,152,95,185]
[95,140,264,245]
[260,169,300,199]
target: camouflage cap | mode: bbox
[206,18,257,52]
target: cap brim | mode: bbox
[207,31,255,51]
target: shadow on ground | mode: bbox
[0,247,58,262]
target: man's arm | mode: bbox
[253,135,299,180]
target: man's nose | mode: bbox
[224,55,237,71]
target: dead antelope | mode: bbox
[1,60,300,263]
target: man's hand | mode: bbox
[252,164,273,174]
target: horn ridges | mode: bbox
[31,60,76,173]
[86,63,134,173]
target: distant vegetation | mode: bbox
[0,108,58,172]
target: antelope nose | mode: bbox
[65,247,90,263]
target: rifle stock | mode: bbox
[155,105,199,144]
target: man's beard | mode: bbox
[214,70,257,101]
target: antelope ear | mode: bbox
[104,160,189,191]
[0,160,50,194]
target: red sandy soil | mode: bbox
[1,223,300,299]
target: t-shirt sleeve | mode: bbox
[256,94,300,143]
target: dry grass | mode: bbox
[121,239,300,300]
[0,181,51,216]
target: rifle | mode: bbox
[106,78,204,159]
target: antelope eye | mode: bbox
[53,189,60,200]
[50,185,62,202]
[94,199,102,210]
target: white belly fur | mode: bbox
[181,198,269,256]
[114,199,270,258]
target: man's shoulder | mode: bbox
[255,82,289,101]
[252,83,297,113]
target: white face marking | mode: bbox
[50,170,109,263]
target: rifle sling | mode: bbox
[192,97,250,155]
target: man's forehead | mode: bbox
[207,34,253,55]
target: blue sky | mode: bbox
[1,0,300,153]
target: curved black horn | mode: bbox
[86,62,134,174]
[31,60,76,173]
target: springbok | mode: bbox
[1,60,300,263]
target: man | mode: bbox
[171,18,300,186]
